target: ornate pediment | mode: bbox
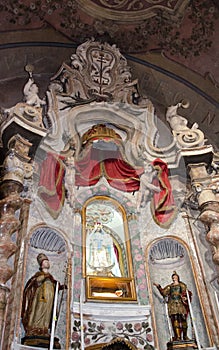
[49,38,141,104]
[45,39,156,163]
[0,39,212,172]
[43,39,213,170]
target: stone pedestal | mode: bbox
[21,335,61,349]
[167,339,197,350]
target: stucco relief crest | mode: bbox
[70,39,133,101]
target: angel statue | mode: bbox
[136,161,160,212]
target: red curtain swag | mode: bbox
[38,153,66,219]
[38,151,176,226]
[75,147,141,191]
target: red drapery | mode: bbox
[37,151,176,226]
[151,158,177,228]
[38,153,66,219]
[75,147,142,191]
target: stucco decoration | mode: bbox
[75,0,190,21]
[2,134,33,188]
[166,101,205,149]
[3,66,46,131]
[44,39,181,167]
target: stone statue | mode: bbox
[21,253,62,348]
[3,148,25,185]
[136,161,160,212]
[166,101,198,133]
[64,147,76,208]
[154,271,192,342]
[166,100,205,148]
[23,77,46,108]
[2,135,33,195]
[3,65,46,129]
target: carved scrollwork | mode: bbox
[166,101,205,149]
[176,128,205,148]
[69,39,136,103]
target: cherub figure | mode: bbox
[23,78,46,108]
[136,161,160,212]
[64,145,76,208]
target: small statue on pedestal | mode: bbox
[23,64,46,108]
[154,271,196,350]
[21,253,63,348]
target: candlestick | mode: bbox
[164,300,173,341]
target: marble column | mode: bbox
[188,163,219,267]
[0,134,33,348]
[0,195,22,341]
[2,199,31,350]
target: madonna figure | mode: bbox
[86,222,121,277]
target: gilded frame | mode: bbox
[82,196,137,302]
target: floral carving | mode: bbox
[71,320,154,349]
[128,0,218,57]
[132,235,149,304]
[0,0,218,58]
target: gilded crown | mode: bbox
[82,124,122,145]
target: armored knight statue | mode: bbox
[154,271,192,342]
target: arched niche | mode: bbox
[146,237,212,350]
[82,196,137,302]
[85,338,137,350]
[20,225,71,349]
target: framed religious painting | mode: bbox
[82,196,137,302]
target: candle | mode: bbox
[214,291,219,313]
[164,300,173,341]
[50,282,59,350]
[80,279,85,350]
[186,289,201,350]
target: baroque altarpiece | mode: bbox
[0,39,219,350]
